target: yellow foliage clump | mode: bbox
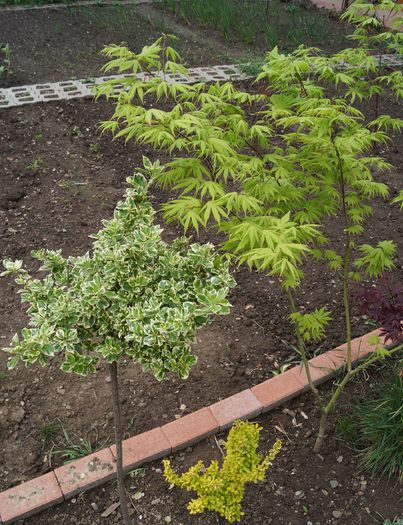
[163,420,282,523]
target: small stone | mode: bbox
[294,490,304,500]
[151,498,161,505]
[332,510,343,519]
[321,489,329,496]
[90,502,98,511]
[337,455,343,463]
[330,480,339,489]
[8,406,25,423]
[105,376,111,383]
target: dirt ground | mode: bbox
[0,0,355,88]
[0,3,230,87]
[0,80,402,497]
[24,365,402,525]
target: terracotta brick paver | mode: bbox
[0,472,63,524]
[54,447,116,498]
[209,389,262,430]
[110,427,171,471]
[161,408,219,452]
[331,329,382,364]
[251,368,306,411]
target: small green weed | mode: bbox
[337,416,360,443]
[26,157,43,174]
[71,126,83,138]
[285,2,298,13]
[89,142,101,157]
[39,420,62,443]
[53,428,94,463]
[233,54,265,77]
[0,43,13,79]
[128,467,147,478]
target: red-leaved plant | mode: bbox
[354,275,403,344]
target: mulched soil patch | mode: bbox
[0,84,402,494]
[24,365,402,525]
[0,4,225,87]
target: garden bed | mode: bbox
[0,3,226,87]
[0,83,402,494]
[157,0,354,54]
[0,0,356,89]
[22,366,402,524]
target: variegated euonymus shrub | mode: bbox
[1,172,235,525]
[97,2,402,455]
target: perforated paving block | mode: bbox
[0,64,248,109]
[2,56,402,109]
[0,472,63,524]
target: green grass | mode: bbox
[53,428,95,463]
[71,4,141,34]
[161,0,351,52]
[39,420,62,443]
[339,375,403,480]
[231,53,265,77]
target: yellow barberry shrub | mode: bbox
[163,420,282,523]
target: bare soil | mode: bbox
[0,3,227,87]
[24,367,402,525]
[0,83,402,500]
[0,0,355,89]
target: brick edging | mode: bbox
[0,328,386,524]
